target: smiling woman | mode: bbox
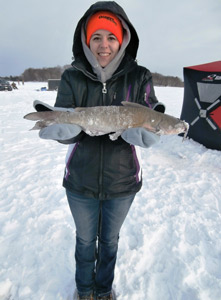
[35,2,166,300]
[89,30,120,67]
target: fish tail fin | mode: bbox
[24,111,61,121]
[24,111,63,130]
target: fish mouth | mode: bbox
[173,121,189,141]
[182,121,189,140]
[182,121,189,134]
[164,121,189,136]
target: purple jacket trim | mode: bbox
[145,84,151,108]
[65,142,79,180]
[131,145,140,183]
[126,84,132,102]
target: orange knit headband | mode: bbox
[86,11,123,46]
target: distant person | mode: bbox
[36,1,165,299]
[11,82,18,89]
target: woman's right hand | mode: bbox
[39,124,82,140]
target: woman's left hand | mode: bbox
[121,127,160,148]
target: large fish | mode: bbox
[24,101,189,140]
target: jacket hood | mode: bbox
[72,1,139,60]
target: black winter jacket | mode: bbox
[55,1,159,200]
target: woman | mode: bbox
[37,1,165,299]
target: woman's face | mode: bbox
[89,29,120,67]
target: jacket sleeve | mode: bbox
[138,68,165,113]
[55,69,76,108]
[54,69,86,144]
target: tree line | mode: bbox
[3,66,183,87]
[152,72,183,87]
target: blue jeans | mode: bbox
[66,190,135,297]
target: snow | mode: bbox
[0,82,221,300]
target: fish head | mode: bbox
[142,119,189,135]
[170,120,189,135]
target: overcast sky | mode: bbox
[1,0,220,79]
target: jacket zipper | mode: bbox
[98,83,108,199]
[102,82,107,94]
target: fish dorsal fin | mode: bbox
[75,107,87,112]
[121,101,146,109]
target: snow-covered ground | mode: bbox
[0,82,220,300]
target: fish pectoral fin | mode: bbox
[121,101,147,109]
[142,123,162,135]
[109,130,123,141]
[31,121,48,130]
